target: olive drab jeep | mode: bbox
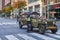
[27,12,40,32]
[38,19,57,34]
[19,13,27,29]
[19,12,31,29]
[27,12,57,34]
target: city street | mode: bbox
[0,18,60,40]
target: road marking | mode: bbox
[0,38,2,40]
[46,33,60,38]
[30,33,57,40]
[56,32,60,34]
[0,22,16,25]
[17,34,37,40]
[5,35,19,40]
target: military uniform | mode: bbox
[27,17,31,32]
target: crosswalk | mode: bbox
[5,35,19,40]
[0,38,1,40]
[0,32,60,40]
[46,33,60,39]
[30,33,57,40]
[17,34,37,40]
[0,22,17,25]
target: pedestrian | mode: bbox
[17,12,21,22]
[27,15,31,32]
[17,15,20,22]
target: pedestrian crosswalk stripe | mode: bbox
[0,38,2,40]
[0,22,17,25]
[17,34,37,40]
[56,32,60,34]
[46,33,60,38]
[5,35,19,40]
[30,33,57,40]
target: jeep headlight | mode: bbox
[45,22,47,24]
[53,22,55,24]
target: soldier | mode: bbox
[27,15,31,32]
[17,12,21,22]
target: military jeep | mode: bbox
[27,12,40,31]
[19,12,31,29]
[19,13,27,29]
[27,12,57,34]
[38,19,57,34]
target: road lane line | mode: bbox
[17,34,37,40]
[30,33,57,40]
[5,35,19,40]
[46,33,60,38]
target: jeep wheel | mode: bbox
[51,25,57,34]
[51,29,57,33]
[39,25,46,34]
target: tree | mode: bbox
[18,1,27,11]
[12,2,18,9]
[11,0,27,17]
[3,5,13,17]
[12,0,26,11]
[3,5,12,14]
[18,1,26,8]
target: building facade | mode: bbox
[0,0,2,10]
[2,0,5,9]
[23,0,44,17]
[5,0,11,6]
[0,0,11,10]
[43,0,60,19]
[0,0,5,10]
[23,0,60,19]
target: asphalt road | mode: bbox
[0,17,60,40]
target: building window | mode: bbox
[28,0,39,3]
[44,0,50,5]
[44,0,47,5]
[23,8,27,12]
[29,7,33,12]
[55,0,57,3]
[57,0,60,2]
[35,5,40,13]
[24,8,27,10]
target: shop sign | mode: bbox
[53,4,58,9]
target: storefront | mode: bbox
[47,4,60,19]
[54,8,60,19]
